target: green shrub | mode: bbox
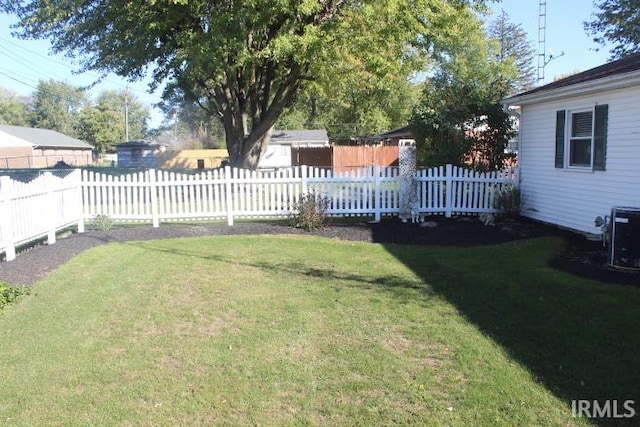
[290,191,330,231]
[0,281,29,314]
[493,183,521,218]
[91,214,114,231]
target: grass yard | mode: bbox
[1,235,638,426]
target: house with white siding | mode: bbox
[502,53,640,237]
[259,129,329,169]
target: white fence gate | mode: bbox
[1,165,517,261]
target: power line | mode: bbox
[0,69,39,91]
[0,34,163,100]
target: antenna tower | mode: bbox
[537,0,565,83]
[537,0,547,82]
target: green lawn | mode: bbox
[1,234,638,426]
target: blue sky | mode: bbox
[0,1,613,128]
[493,0,612,82]
[0,13,166,127]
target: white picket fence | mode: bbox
[0,165,517,261]
[0,170,84,261]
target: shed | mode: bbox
[0,125,93,168]
[502,53,640,236]
[259,129,329,169]
[116,140,168,168]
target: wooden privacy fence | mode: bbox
[291,146,399,171]
[0,165,517,261]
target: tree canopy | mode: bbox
[0,80,150,155]
[0,88,30,126]
[77,89,149,154]
[585,0,640,59]
[410,9,517,170]
[31,79,88,136]
[1,0,490,169]
[489,10,536,94]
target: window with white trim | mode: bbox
[568,109,593,167]
[555,104,608,171]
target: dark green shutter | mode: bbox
[555,110,565,168]
[593,104,608,171]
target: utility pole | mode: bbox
[173,109,178,142]
[124,85,130,141]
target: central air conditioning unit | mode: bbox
[608,207,640,270]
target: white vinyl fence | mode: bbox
[1,165,517,261]
[0,170,84,261]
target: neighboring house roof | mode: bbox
[503,53,640,106]
[270,129,329,145]
[375,125,413,140]
[350,125,413,144]
[115,140,167,149]
[0,130,33,148]
[0,125,93,149]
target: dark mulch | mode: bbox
[1,216,637,287]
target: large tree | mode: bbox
[585,0,640,59]
[0,88,30,126]
[77,89,150,154]
[276,78,421,143]
[30,79,87,136]
[410,12,517,170]
[488,10,537,94]
[1,0,489,169]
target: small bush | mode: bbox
[493,183,521,218]
[91,214,114,231]
[290,191,330,231]
[0,281,30,314]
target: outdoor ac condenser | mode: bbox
[609,207,640,270]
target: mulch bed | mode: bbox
[1,216,637,287]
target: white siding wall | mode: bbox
[259,144,292,168]
[519,86,640,235]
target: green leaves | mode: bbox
[0,281,29,314]
[585,0,640,59]
[2,0,496,168]
[410,7,518,170]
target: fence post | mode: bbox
[445,164,453,218]
[44,172,57,245]
[76,169,85,233]
[225,166,234,226]
[0,176,16,261]
[373,165,381,222]
[148,169,160,227]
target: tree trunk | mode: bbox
[225,123,274,170]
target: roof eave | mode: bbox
[503,71,640,106]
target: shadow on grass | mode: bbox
[125,235,640,426]
[374,236,640,427]
[123,239,436,305]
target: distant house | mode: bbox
[374,125,416,146]
[502,53,640,235]
[351,125,416,146]
[116,140,168,168]
[259,129,329,169]
[0,125,93,168]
